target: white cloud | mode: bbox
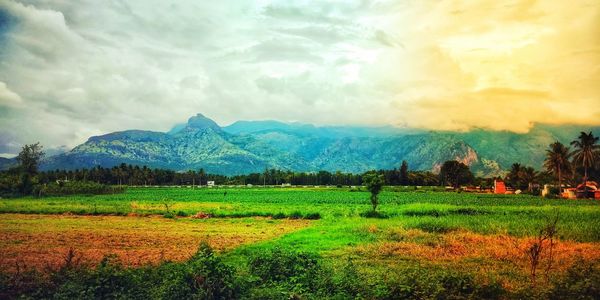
[0,82,22,106]
[0,0,598,154]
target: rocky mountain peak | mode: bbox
[184,113,221,132]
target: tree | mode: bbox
[570,131,600,183]
[363,172,384,211]
[439,160,473,189]
[507,163,523,189]
[199,168,206,186]
[520,166,538,192]
[543,142,572,192]
[399,161,409,185]
[16,143,45,195]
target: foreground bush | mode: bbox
[2,245,598,299]
[0,243,239,300]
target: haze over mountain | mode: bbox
[35,113,600,176]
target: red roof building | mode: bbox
[494,180,506,194]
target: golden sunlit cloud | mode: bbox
[372,0,600,132]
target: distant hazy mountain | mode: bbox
[35,113,599,176]
[0,157,16,170]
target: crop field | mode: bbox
[1,187,599,298]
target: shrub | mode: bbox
[360,210,389,218]
[271,212,286,219]
[549,259,600,299]
[155,242,239,299]
[248,247,328,291]
[289,211,303,219]
[303,212,321,220]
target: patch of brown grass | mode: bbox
[0,214,310,271]
[355,228,600,289]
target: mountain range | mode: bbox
[6,113,599,176]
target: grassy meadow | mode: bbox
[1,187,600,299]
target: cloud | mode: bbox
[0,82,22,106]
[0,0,598,154]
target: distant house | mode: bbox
[559,181,599,199]
[207,181,215,187]
[493,180,506,194]
[576,181,599,199]
[561,187,577,199]
[462,186,481,192]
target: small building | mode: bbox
[562,188,577,199]
[575,181,599,199]
[493,180,506,194]
[207,181,215,187]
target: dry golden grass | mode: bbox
[0,214,310,271]
[354,228,600,289]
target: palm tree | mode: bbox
[543,142,572,193]
[520,166,538,192]
[508,163,523,189]
[570,132,600,183]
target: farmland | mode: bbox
[1,187,600,299]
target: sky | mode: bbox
[0,0,599,156]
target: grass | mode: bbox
[1,187,598,241]
[0,213,310,270]
[1,187,599,296]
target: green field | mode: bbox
[1,187,599,299]
[2,187,599,241]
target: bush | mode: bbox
[37,181,125,196]
[271,212,286,219]
[289,211,303,219]
[303,212,321,220]
[154,242,239,299]
[549,259,600,299]
[248,247,329,292]
[0,242,239,299]
[360,210,389,218]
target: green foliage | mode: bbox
[3,239,600,299]
[36,181,125,196]
[2,187,599,241]
[571,131,600,180]
[544,141,572,188]
[359,210,389,218]
[363,172,385,211]
[303,212,321,220]
[248,248,326,289]
[549,259,600,299]
[15,143,44,195]
[0,171,20,197]
[439,160,473,188]
[0,242,239,300]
